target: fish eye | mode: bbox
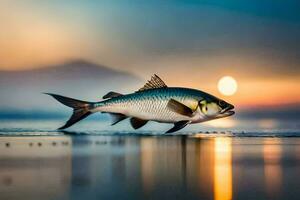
[219,100,226,106]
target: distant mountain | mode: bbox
[0,59,142,114]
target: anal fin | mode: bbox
[130,117,148,129]
[166,120,190,133]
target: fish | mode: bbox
[46,74,235,133]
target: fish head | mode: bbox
[198,98,235,119]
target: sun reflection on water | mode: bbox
[214,138,232,200]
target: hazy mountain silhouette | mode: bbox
[0,60,299,120]
[0,59,142,115]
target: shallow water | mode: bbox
[0,118,300,136]
[0,135,300,200]
[0,120,300,200]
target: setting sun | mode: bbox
[218,76,238,96]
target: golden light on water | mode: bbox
[218,76,238,96]
[263,139,282,197]
[214,138,232,200]
[141,138,155,193]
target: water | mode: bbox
[0,118,300,136]
[0,119,300,200]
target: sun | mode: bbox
[218,76,238,96]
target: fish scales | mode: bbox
[94,88,201,122]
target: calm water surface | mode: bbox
[0,134,300,200]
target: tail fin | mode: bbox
[45,93,94,129]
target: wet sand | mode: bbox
[0,135,300,200]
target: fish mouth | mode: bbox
[223,110,235,116]
[220,104,235,116]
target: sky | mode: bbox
[0,0,300,107]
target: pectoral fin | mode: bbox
[167,99,194,117]
[166,120,190,133]
[130,117,148,129]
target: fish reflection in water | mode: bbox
[0,135,300,200]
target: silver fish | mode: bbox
[46,74,234,133]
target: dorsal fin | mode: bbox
[103,91,123,99]
[138,74,167,92]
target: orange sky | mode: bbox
[0,1,299,107]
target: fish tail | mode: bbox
[45,93,95,129]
